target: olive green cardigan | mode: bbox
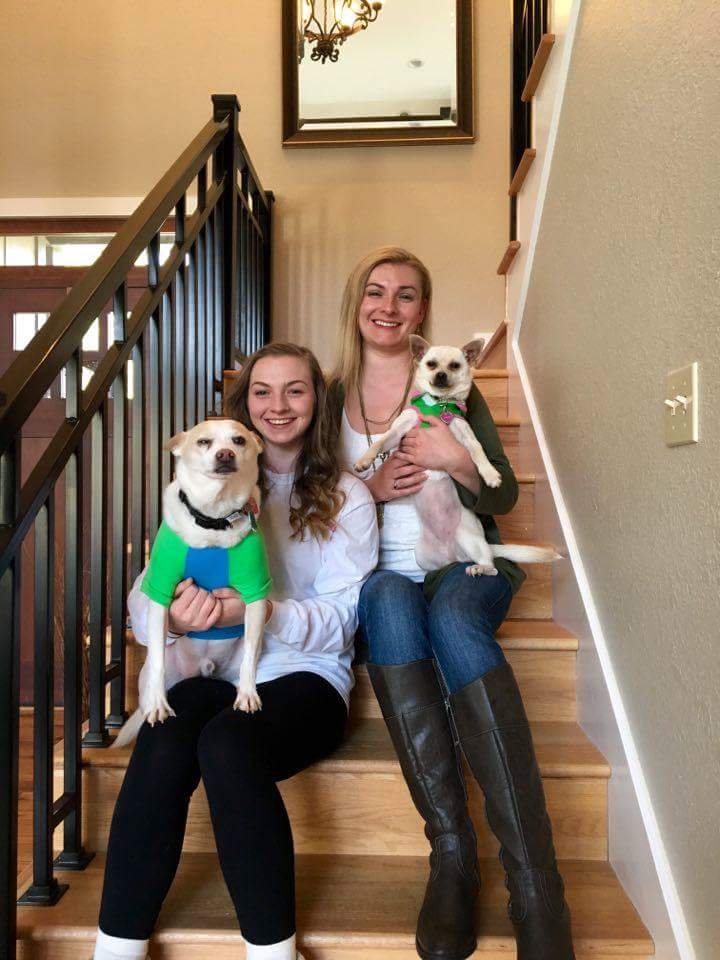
[327,380,526,599]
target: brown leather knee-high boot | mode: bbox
[367,659,479,960]
[450,662,575,960]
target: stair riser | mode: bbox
[16,947,652,960]
[70,768,606,861]
[125,647,576,722]
[474,377,508,419]
[352,651,576,722]
[496,481,534,541]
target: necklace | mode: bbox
[357,363,415,528]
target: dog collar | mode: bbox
[178,489,259,531]
[410,392,467,425]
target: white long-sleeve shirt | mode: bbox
[127,470,379,708]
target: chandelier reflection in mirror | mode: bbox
[300,0,385,64]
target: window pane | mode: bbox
[13,313,38,350]
[82,318,99,352]
[6,236,36,266]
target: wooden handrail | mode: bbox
[509,148,537,196]
[497,242,521,275]
[0,118,227,449]
[521,33,556,102]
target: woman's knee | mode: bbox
[197,710,267,784]
[358,570,430,665]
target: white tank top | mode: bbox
[338,410,425,583]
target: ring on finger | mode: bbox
[393,479,400,490]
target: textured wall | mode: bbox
[0,0,509,366]
[519,2,720,956]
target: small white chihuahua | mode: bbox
[354,336,559,576]
[114,418,272,748]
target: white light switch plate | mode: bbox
[665,362,699,446]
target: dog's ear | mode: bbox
[460,338,486,368]
[249,432,264,455]
[409,334,431,360]
[164,431,186,455]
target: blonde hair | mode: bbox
[225,342,345,541]
[332,246,433,394]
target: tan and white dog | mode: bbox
[114,419,270,748]
[354,336,559,576]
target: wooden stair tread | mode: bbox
[74,718,609,779]
[16,852,653,954]
[472,368,509,379]
[497,618,578,649]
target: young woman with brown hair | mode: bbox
[328,247,576,960]
[93,342,378,960]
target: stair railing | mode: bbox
[510,0,549,239]
[0,93,272,959]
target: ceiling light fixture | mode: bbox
[300,0,385,64]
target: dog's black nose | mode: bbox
[215,448,236,463]
[433,371,449,386]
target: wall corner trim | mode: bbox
[512,338,697,960]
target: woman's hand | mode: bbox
[168,579,223,634]
[211,587,247,628]
[396,418,465,471]
[363,450,428,503]
[397,418,480,495]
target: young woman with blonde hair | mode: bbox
[329,247,576,960]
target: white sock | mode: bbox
[243,932,297,960]
[93,928,149,960]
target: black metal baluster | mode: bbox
[174,197,187,433]
[236,201,246,358]
[160,291,172,489]
[240,166,251,355]
[18,497,68,905]
[196,227,206,421]
[54,349,93,872]
[187,241,198,427]
[204,220,214,414]
[130,334,146,579]
[213,207,223,410]
[107,286,129,728]
[147,311,161,542]
[83,402,110,747]
[1,440,22,953]
[263,192,274,345]
[212,94,240,371]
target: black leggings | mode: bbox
[99,672,347,945]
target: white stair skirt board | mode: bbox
[512,340,694,960]
[506,0,584,349]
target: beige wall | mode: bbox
[518,2,720,957]
[0,0,509,366]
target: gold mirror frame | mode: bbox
[282,0,474,148]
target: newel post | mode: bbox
[212,94,241,372]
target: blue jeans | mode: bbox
[358,564,513,694]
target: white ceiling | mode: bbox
[299,0,457,119]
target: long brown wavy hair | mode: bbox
[225,341,345,541]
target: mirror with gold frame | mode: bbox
[282,0,474,147]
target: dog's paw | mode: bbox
[481,466,502,488]
[353,457,372,473]
[234,686,262,713]
[465,563,498,577]
[140,687,176,726]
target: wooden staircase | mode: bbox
[15,368,654,958]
